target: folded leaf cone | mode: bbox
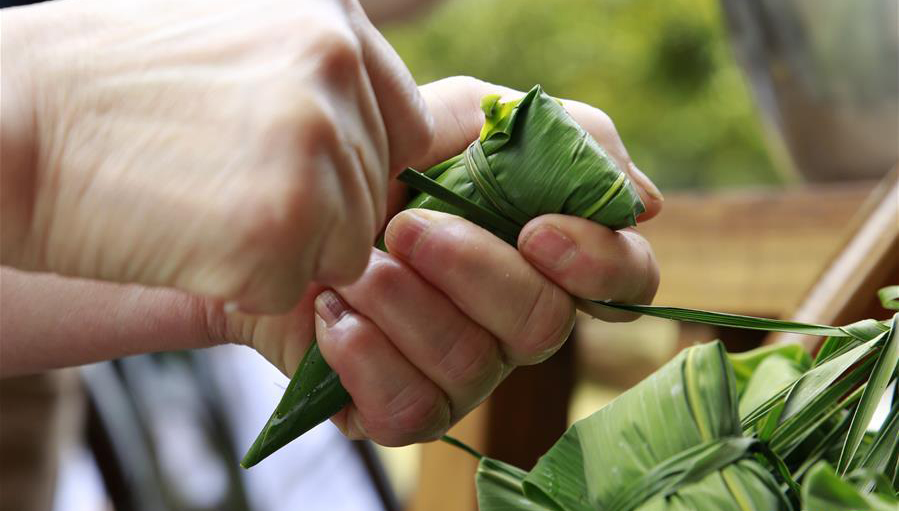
[241,85,646,468]
[469,303,898,510]
[474,342,792,511]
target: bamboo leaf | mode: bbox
[602,437,759,511]
[477,458,556,511]
[520,342,791,511]
[240,343,348,468]
[729,343,811,396]
[397,168,521,244]
[791,412,853,481]
[837,314,899,474]
[845,469,898,496]
[801,462,897,511]
[591,302,849,337]
[521,428,590,511]
[780,334,885,424]
[737,353,806,420]
[771,366,870,456]
[877,286,899,310]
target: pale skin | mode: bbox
[1,1,663,446]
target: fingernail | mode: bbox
[314,290,350,327]
[223,301,240,314]
[521,224,577,271]
[628,162,663,202]
[385,209,436,259]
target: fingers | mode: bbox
[335,251,506,420]
[518,214,659,322]
[314,290,451,446]
[346,0,434,173]
[413,76,519,168]
[413,77,663,221]
[384,209,576,366]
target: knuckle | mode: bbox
[594,108,617,133]
[579,253,625,299]
[322,216,376,286]
[438,324,500,389]
[513,281,575,364]
[310,27,363,78]
[442,75,489,93]
[366,386,450,445]
[392,389,446,437]
[322,315,369,368]
[362,257,407,297]
[252,90,338,169]
[228,189,333,295]
[293,95,340,151]
[416,217,468,261]
[234,184,317,252]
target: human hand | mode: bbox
[1,74,660,442]
[219,77,662,446]
[0,0,433,313]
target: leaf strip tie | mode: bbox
[582,171,626,219]
[397,168,521,244]
[463,140,532,226]
[605,437,758,511]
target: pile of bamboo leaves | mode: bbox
[451,288,899,511]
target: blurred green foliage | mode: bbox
[383,0,789,190]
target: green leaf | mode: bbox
[770,366,870,456]
[802,462,897,511]
[591,302,848,337]
[602,437,759,511]
[780,335,885,425]
[240,342,349,468]
[815,320,893,367]
[397,168,521,244]
[837,314,899,474]
[404,85,645,234]
[521,428,590,511]
[791,412,853,481]
[729,343,811,396]
[878,286,899,310]
[519,342,790,511]
[737,355,804,424]
[476,458,556,511]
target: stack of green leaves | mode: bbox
[241,85,646,468]
[459,287,899,511]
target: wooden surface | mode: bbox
[640,181,877,316]
[768,171,899,349]
[408,337,576,511]
[407,402,488,511]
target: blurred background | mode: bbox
[1,0,895,510]
[385,0,787,190]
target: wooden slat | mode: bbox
[408,336,576,511]
[407,402,487,511]
[767,171,899,349]
[639,181,876,316]
[484,338,575,469]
